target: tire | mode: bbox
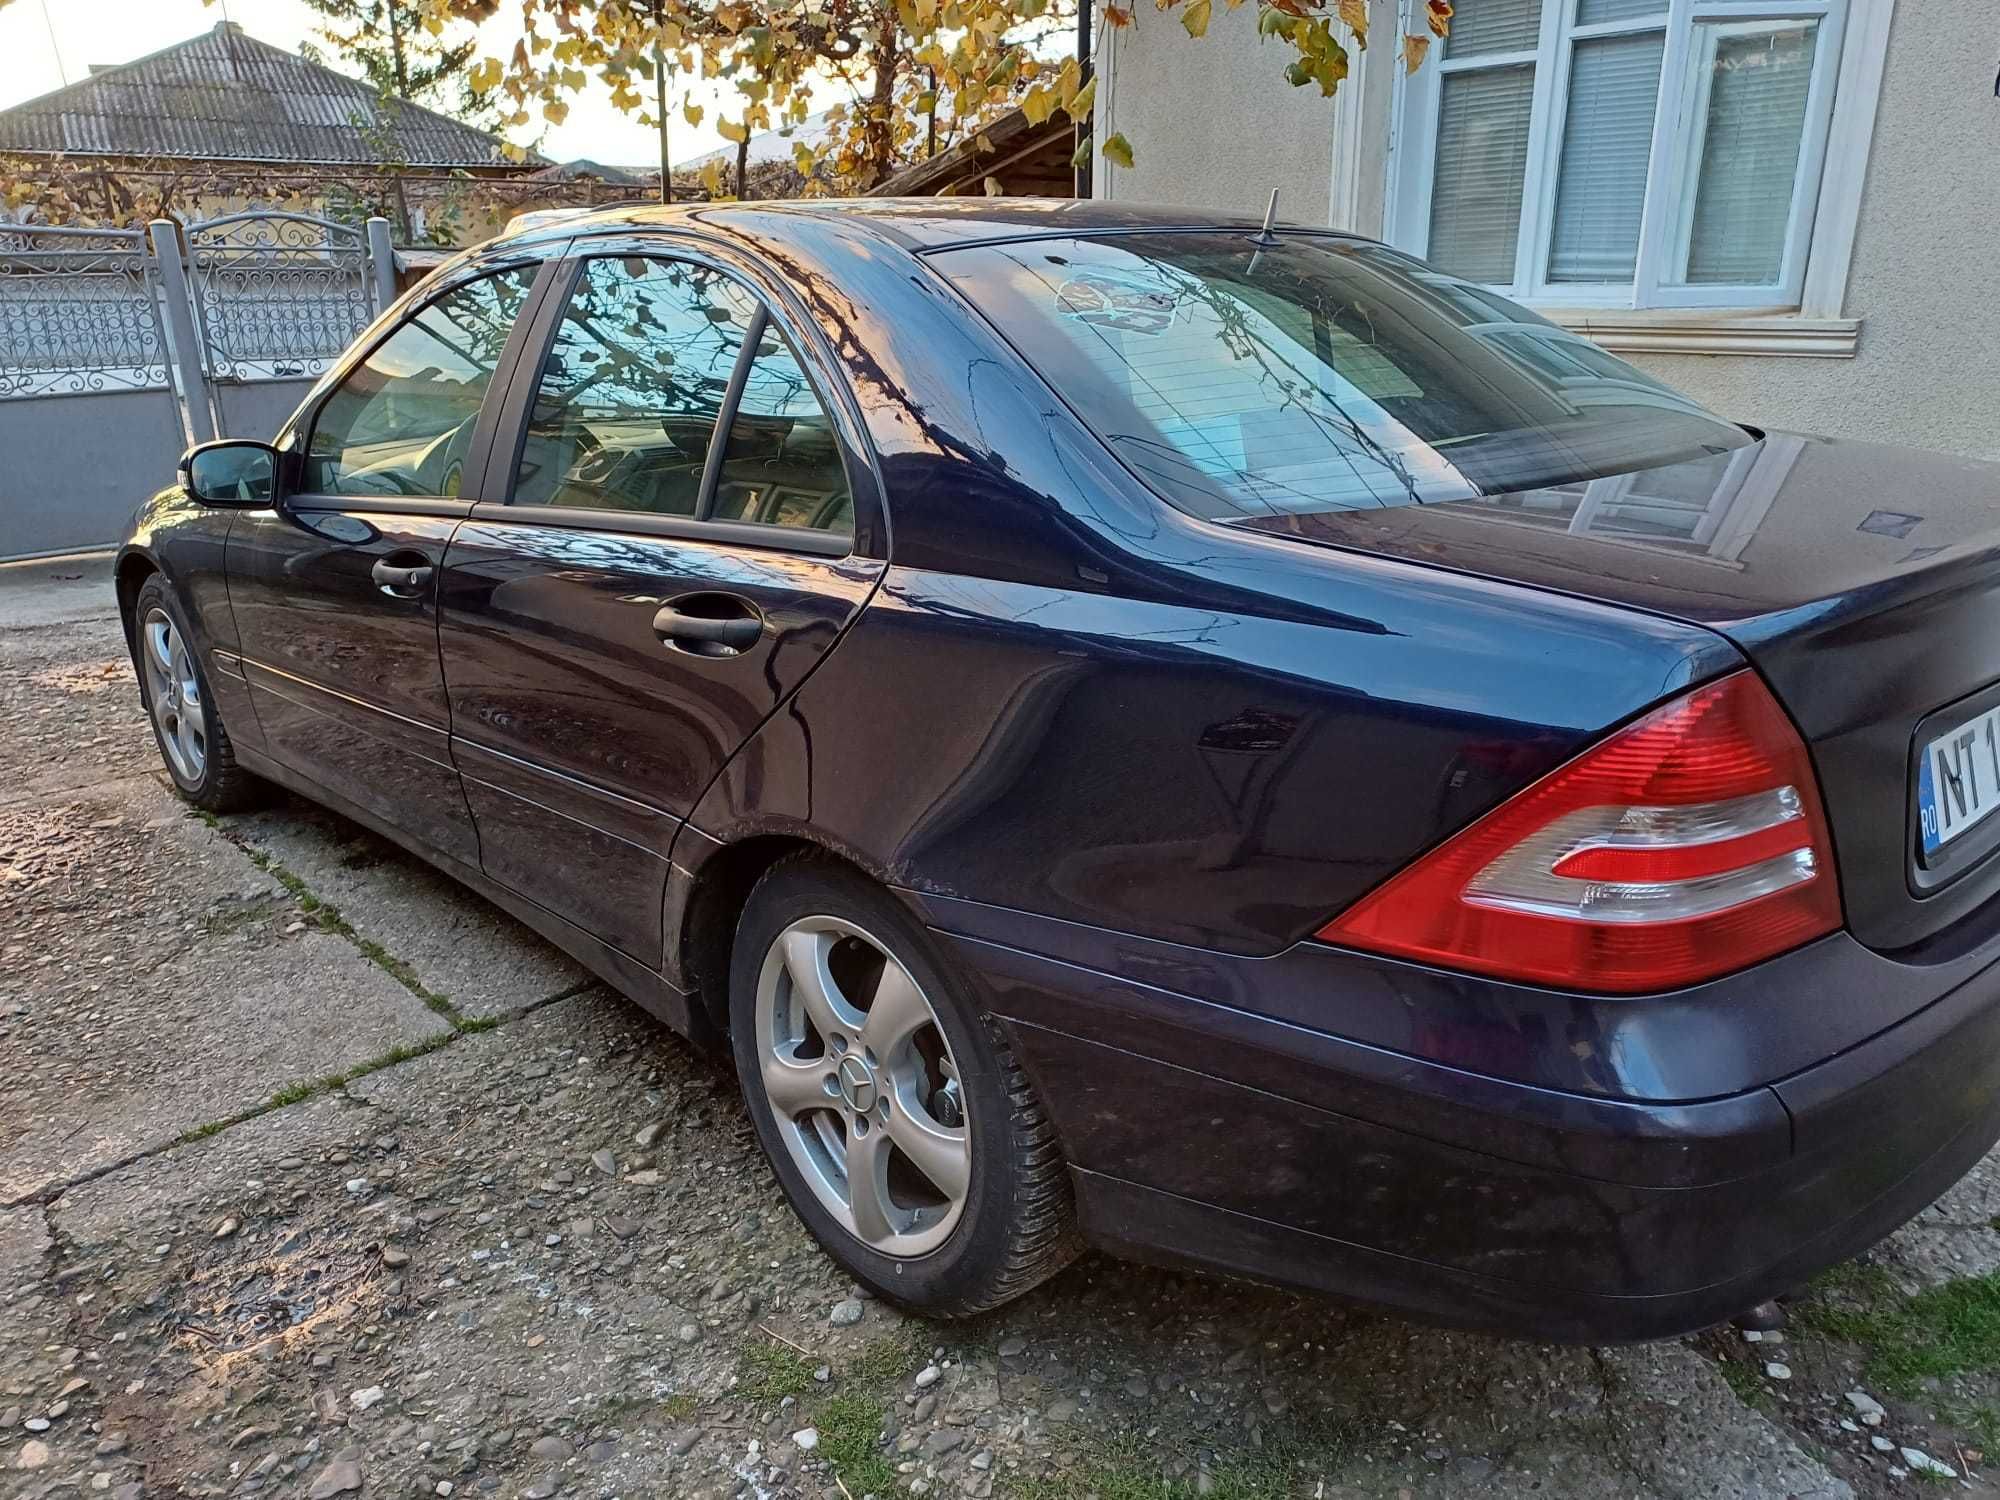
[729,855,1080,1315]
[132,574,266,815]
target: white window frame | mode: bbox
[1388,0,1854,316]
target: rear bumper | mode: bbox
[915,898,2000,1343]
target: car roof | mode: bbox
[488,196,1349,256]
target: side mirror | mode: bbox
[180,440,277,507]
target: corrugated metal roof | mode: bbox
[0,21,528,169]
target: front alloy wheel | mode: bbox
[131,573,264,814]
[141,607,207,784]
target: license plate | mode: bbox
[1918,704,2000,856]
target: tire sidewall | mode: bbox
[729,860,1021,1310]
[133,575,216,802]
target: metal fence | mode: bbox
[0,211,395,559]
[0,211,394,435]
[0,223,171,399]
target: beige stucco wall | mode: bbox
[1098,0,2000,460]
[1096,3,1338,223]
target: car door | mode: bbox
[227,260,549,865]
[437,244,885,961]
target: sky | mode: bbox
[0,0,843,168]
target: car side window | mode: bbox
[305,268,534,498]
[708,323,853,536]
[514,256,757,515]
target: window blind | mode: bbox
[1681,22,1821,285]
[1577,0,1666,25]
[1428,64,1536,285]
[1444,0,1542,59]
[1547,30,1665,283]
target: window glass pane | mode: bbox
[1427,63,1535,284]
[514,257,758,514]
[1675,20,1820,286]
[306,268,532,496]
[935,234,1745,522]
[1546,29,1664,283]
[708,326,853,534]
[1577,0,1665,24]
[1444,0,1542,58]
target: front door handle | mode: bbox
[371,559,434,595]
[652,605,763,654]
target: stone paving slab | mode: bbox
[0,775,454,1206]
[224,797,590,1021]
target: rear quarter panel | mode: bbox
[690,545,1742,953]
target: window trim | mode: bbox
[1386,0,1876,326]
[488,235,884,561]
[277,254,558,513]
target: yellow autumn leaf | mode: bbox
[468,57,502,94]
[1101,132,1134,169]
[1337,0,1368,43]
[1180,0,1211,36]
[1402,32,1430,71]
[717,117,749,144]
[544,99,570,125]
[983,176,1004,196]
[1065,75,1097,121]
[1020,86,1057,127]
[684,99,704,127]
[793,141,817,172]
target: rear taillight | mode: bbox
[1317,670,1841,993]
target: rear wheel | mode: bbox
[729,856,1079,1315]
[133,575,265,814]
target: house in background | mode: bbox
[0,20,630,245]
[1091,0,1998,459]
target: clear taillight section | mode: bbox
[1317,670,1842,993]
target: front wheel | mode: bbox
[132,574,265,814]
[729,856,1079,1315]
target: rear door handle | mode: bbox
[652,605,763,654]
[371,559,434,595]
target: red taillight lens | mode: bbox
[1317,670,1842,993]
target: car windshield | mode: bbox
[933,233,1750,520]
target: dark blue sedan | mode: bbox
[117,200,2000,1339]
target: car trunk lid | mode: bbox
[1233,432,2000,953]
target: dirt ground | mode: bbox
[8,552,2000,1500]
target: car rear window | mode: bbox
[931,233,1749,520]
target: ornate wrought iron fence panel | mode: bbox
[0,224,171,399]
[185,212,374,383]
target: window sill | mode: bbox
[1542,308,1861,360]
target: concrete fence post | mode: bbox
[148,218,214,447]
[365,217,397,316]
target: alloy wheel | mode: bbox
[141,607,206,784]
[753,915,971,1257]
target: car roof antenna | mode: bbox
[1247,187,1280,271]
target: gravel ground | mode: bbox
[7,552,2000,1499]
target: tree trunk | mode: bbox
[653,0,672,204]
[860,21,901,189]
[734,132,750,199]
[386,0,411,96]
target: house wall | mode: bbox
[1097,4,1338,223]
[1624,0,2000,459]
[1097,0,2000,461]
